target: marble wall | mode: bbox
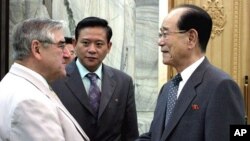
[134,0,159,133]
[9,0,160,134]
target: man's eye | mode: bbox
[96,42,104,46]
[58,43,65,49]
[159,33,163,37]
[159,32,168,38]
[82,41,90,46]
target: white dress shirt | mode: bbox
[177,56,205,98]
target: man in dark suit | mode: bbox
[136,4,245,141]
[51,17,139,141]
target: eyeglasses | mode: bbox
[39,40,66,49]
[159,30,187,38]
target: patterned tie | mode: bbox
[86,73,101,117]
[165,73,182,126]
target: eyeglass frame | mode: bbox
[39,40,66,49]
[159,27,187,38]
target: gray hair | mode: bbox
[12,18,64,60]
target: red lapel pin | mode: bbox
[192,104,199,110]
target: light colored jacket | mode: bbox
[0,63,89,141]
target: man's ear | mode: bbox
[31,40,42,59]
[107,42,112,53]
[187,29,198,48]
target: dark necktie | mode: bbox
[86,73,101,116]
[165,73,182,126]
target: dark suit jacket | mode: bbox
[51,61,139,141]
[137,58,245,141]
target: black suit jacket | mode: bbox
[137,58,245,141]
[52,61,139,141]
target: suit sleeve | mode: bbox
[205,79,245,141]
[11,99,65,141]
[122,77,139,141]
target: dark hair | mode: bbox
[176,4,212,52]
[64,37,73,44]
[75,16,112,42]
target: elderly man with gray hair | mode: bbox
[0,18,89,141]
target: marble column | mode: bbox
[134,0,159,134]
[9,0,50,65]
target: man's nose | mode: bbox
[158,38,165,47]
[88,44,97,53]
[63,47,70,57]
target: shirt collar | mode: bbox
[12,62,50,89]
[76,58,102,80]
[180,56,205,82]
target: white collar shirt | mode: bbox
[177,56,205,98]
[76,59,102,95]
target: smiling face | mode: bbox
[75,26,111,72]
[158,8,193,71]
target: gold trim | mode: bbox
[203,0,226,39]
[232,0,241,83]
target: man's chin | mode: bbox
[163,59,172,65]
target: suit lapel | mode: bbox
[161,83,198,140]
[11,64,89,140]
[98,65,116,118]
[154,85,171,140]
[161,58,210,141]
[65,62,95,115]
[48,90,89,141]
[64,63,117,118]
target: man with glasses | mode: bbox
[136,4,245,141]
[0,18,89,141]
